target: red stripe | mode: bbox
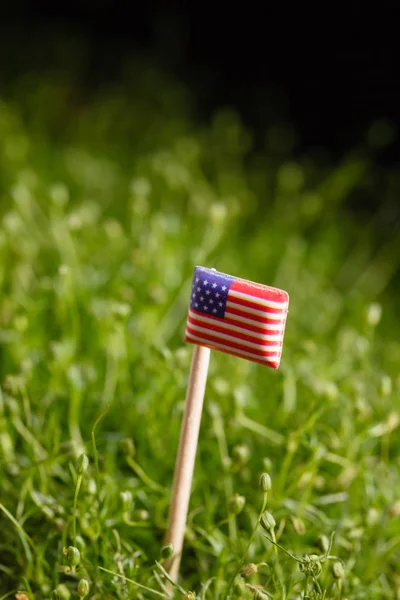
[227,295,287,314]
[231,278,289,304]
[187,315,282,347]
[220,347,281,369]
[184,333,281,369]
[190,308,284,331]
[225,305,285,324]
[223,314,284,332]
[185,325,280,357]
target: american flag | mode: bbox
[184,266,289,369]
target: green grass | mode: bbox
[0,63,400,599]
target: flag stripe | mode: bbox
[227,296,287,315]
[221,347,280,369]
[189,309,285,335]
[226,300,285,319]
[185,323,281,355]
[184,331,280,363]
[231,278,289,304]
[187,314,282,345]
[229,288,289,310]
[223,310,286,329]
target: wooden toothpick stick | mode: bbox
[164,344,211,583]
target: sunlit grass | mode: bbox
[0,64,399,599]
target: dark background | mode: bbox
[1,0,399,163]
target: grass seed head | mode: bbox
[259,473,272,492]
[317,534,330,553]
[299,554,322,577]
[332,561,345,579]
[232,444,250,466]
[133,508,150,521]
[246,584,270,598]
[64,545,80,567]
[77,579,90,598]
[160,543,174,559]
[76,454,89,475]
[291,515,306,535]
[53,584,71,600]
[120,490,133,512]
[260,511,276,532]
[240,563,258,578]
[229,494,246,515]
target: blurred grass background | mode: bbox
[0,21,400,600]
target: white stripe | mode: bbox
[185,331,281,363]
[229,289,288,310]
[226,300,285,319]
[186,320,282,349]
[188,309,284,339]
[224,310,285,326]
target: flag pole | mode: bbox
[164,343,211,584]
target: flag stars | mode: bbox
[190,270,232,319]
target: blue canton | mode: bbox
[190,267,235,319]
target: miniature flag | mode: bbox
[184,266,289,369]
